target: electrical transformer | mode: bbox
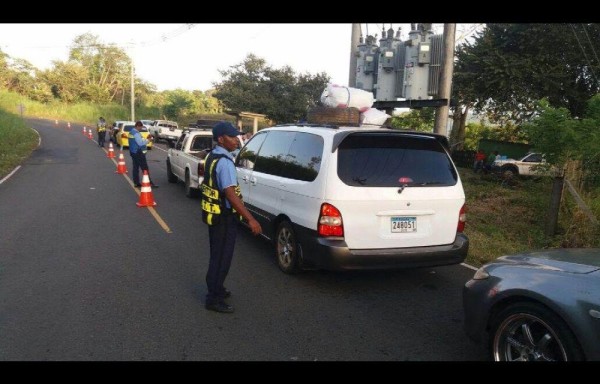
[355,35,379,92]
[353,23,444,102]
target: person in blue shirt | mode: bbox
[200,122,262,313]
[128,121,158,188]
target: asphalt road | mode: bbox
[0,118,488,361]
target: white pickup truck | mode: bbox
[166,128,215,197]
[494,152,550,177]
[150,120,182,143]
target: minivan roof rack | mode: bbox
[275,123,339,129]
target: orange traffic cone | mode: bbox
[107,142,115,158]
[55,119,58,125]
[136,170,157,207]
[83,127,87,135]
[67,122,71,129]
[115,152,128,174]
[88,130,93,139]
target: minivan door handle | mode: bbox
[250,177,257,185]
[242,175,249,183]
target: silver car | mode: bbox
[463,248,600,361]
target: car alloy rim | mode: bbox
[277,227,293,267]
[493,313,568,361]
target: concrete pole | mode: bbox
[433,23,456,136]
[130,59,135,122]
[349,23,361,87]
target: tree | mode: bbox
[213,54,330,124]
[389,108,435,132]
[69,33,132,104]
[454,23,600,126]
[39,61,88,103]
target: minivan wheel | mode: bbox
[490,302,584,361]
[275,221,301,274]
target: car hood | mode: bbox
[497,248,600,274]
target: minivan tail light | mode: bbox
[457,204,466,232]
[318,203,344,237]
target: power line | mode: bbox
[580,23,600,69]
[569,23,600,87]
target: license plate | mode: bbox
[391,217,417,233]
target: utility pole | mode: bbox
[130,58,135,122]
[433,23,456,136]
[349,23,361,87]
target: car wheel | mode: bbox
[501,166,517,179]
[185,171,197,198]
[275,221,301,274]
[166,160,178,183]
[490,302,584,361]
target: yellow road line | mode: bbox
[104,147,172,233]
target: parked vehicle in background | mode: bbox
[149,120,181,144]
[463,248,600,361]
[493,152,551,178]
[110,120,134,144]
[166,128,214,197]
[115,123,153,149]
[235,123,468,274]
[140,119,154,129]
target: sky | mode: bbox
[0,24,481,93]
[0,23,355,92]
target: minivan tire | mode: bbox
[275,221,301,274]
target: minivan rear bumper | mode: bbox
[296,226,469,271]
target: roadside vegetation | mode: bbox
[461,167,600,267]
[0,108,37,178]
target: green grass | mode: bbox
[461,168,600,267]
[0,108,38,178]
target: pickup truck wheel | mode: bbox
[185,171,198,198]
[166,160,177,183]
[275,221,301,274]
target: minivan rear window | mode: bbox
[337,133,458,187]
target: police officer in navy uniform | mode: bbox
[201,122,262,313]
[97,117,107,147]
[128,121,158,188]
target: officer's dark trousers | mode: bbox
[206,213,238,305]
[130,151,149,185]
[98,131,106,147]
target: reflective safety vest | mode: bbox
[201,153,242,226]
[97,123,106,133]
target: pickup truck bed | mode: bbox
[166,130,214,197]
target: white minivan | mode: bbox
[235,124,468,274]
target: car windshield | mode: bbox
[337,133,458,187]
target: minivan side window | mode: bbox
[282,132,323,182]
[337,133,458,187]
[253,131,295,177]
[236,132,268,170]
